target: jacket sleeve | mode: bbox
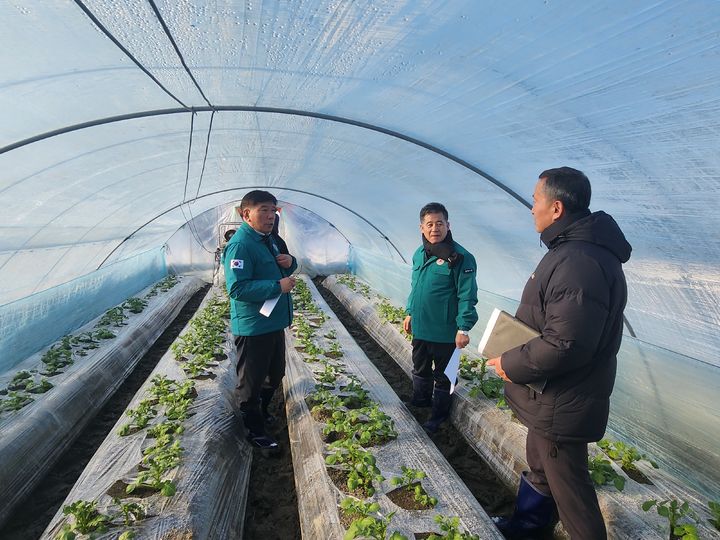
[502,254,610,384]
[224,242,282,302]
[454,252,479,331]
[288,255,298,275]
[406,250,420,316]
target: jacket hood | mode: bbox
[542,210,632,263]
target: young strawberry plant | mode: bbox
[98,306,128,327]
[642,499,699,540]
[598,438,658,483]
[707,501,720,531]
[588,454,625,491]
[377,299,406,325]
[325,439,384,496]
[459,355,504,401]
[94,327,117,340]
[7,370,32,390]
[118,399,157,435]
[114,499,145,526]
[344,511,407,540]
[0,391,34,412]
[427,515,479,539]
[60,500,112,536]
[123,297,148,314]
[389,466,438,509]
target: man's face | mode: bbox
[243,202,277,234]
[531,178,559,233]
[420,212,449,244]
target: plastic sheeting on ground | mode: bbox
[285,276,504,539]
[323,274,720,540]
[41,286,251,540]
[0,276,203,530]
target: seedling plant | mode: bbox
[326,439,385,496]
[390,466,438,508]
[598,438,658,473]
[642,499,699,540]
[428,515,479,539]
[343,511,407,540]
[707,500,720,531]
[588,454,625,491]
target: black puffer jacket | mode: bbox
[502,210,632,443]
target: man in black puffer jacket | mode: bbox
[489,167,631,540]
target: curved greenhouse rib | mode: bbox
[97,186,404,268]
[0,106,531,209]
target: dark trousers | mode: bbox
[526,430,607,540]
[411,339,455,390]
[234,330,286,405]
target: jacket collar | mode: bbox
[540,209,591,248]
[240,221,272,242]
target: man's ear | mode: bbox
[552,200,565,221]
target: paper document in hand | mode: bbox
[443,348,462,394]
[260,296,281,317]
[478,308,547,394]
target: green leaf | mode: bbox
[160,481,176,497]
[642,500,657,511]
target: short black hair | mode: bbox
[419,202,448,221]
[224,229,236,242]
[539,167,591,213]
[240,190,277,211]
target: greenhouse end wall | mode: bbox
[0,248,166,373]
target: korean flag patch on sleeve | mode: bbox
[230,259,244,270]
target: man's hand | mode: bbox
[279,276,296,293]
[455,332,470,349]
[276,254,293,269]
[403,315,412,334]
[487,356,511,382]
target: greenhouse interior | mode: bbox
[0,1,718,539]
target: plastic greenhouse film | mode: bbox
[41,286,251,540]
[323,275,720,539]
[0,275,204,530]
[285,276,504,539]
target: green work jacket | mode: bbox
[406,242,478,343]
[223,221,298,336]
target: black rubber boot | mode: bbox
[493,472,558,538]
[422,386,452,434]
[410,374,433,407]
[240,401,278,450]
[260,387,277,425]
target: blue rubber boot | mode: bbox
[410,374,434,407]
[493,472,558,538]
[422,387,452,434]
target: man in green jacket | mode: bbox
[403,202,478,433]
[224,190,297,449]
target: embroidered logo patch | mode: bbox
[436,259,445,265]
[230,259,244,269]
[463,268,474,273]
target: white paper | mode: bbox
[444,348,462,394]
[478,307,501,355]
[260,295,281,317]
